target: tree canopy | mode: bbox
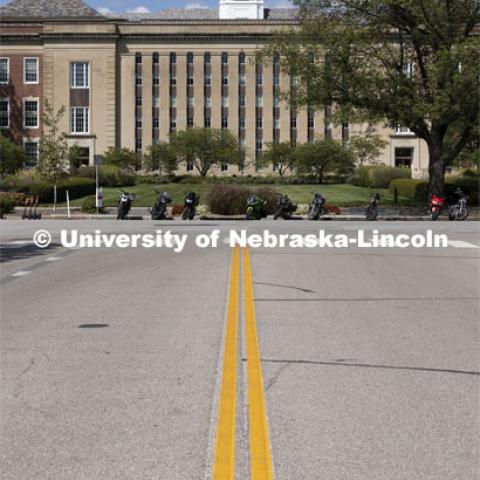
[143,142,178,175]
[260,141,297,176]
[0,135,26,177]
[266,0,480,196]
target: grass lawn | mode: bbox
[65,183,412,208]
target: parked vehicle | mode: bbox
[365,192,380,221]
[246,194,268,220]
[150,191,172,220]
[273,193,297,220]
[308,192,327,220]
[117,190,135,220]
[429,194,445,221]
[448,188,469,221]
[183,191,200,220]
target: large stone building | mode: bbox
[0,0,429,177]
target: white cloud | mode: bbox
[97,6,115,14]
[126,6,151,13]
[185,2,210,8]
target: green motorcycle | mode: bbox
[246,195,268,220]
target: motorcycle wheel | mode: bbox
[455,207,468,221]
[308,206,319,221]
[182,207,190,220]
[366,207,378,221]
[189,208,196,220]
[273,208,283,220]
[431,209,441,221]
[448,208,456,221]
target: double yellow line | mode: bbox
[213,247,274,480]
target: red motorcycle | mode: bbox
[429,194,445,221]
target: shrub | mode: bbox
[22,177,95,203]
[171,204,184,215]
[81,195,104,213]
[0,192,15,215]
[462,169,478,178]
[350,166,410,188]
[389,178,424,198]
[77,165,136,187]
[206,185,279,215]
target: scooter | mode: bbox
[183,191,199,220]
[429,194,445,221]
[117,190,136,220]
[448,188,469,221]
[150,191,172,220]
[308,192,327,220]
[246,195,268,220]
[273,193,297,220]
[365,192,380,221]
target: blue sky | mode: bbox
[0,0,294,14]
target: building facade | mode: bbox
[0,0,430,178]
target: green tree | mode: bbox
[143,142,178,175]
[103,147,139,172]
[349,133,388,166]
[266,0,480,197]
[171,128,241,177]
[261,141,296,177]
[295,139,355,183]
[38,100,69,209]
[0,135,26,177]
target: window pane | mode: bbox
[0,59,8,83]
[25,59,38,83]
[24,142,38,167]
[0,100,8,127]
[24,100,38,127]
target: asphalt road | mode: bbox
[1,219,479,480]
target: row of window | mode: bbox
[0,58,89,88]
[0,98,89,133]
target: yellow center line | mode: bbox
[213,246,240,480]
[243,247,274,480]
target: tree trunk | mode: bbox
[428,144,446,198]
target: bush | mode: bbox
[0,192,15,215]
[77,165,136,187]
[389,178,424,198]
[350,166,410,188]
[81,195,104,213]
[21,177,95,203]
[462,169,478,178]
[206,185,279,215]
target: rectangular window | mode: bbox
[290,116,297,128]
[136,96,142,107]
[222,96,229,107]
[239,95,245,107]
[222,117,228,128]
[395,147,413,167]
[170,119,177,130]
[135,53,142,64]
[136,75,142,86]
[153,76,160,85]
[274,95,280,107]
[24,58,39,84]
[186,159,194,171]
[255,140,262,151]
[136,138,142,150]
[23,141,39,167]
[23,99,39,128]
[256,96,263,107]
[274,118,280,129]
[71,62,89,88]
[0,99,9,128]
[273,52,280,64]
[153,117,159,129]
[171,96,177,107]
[239,117,245,129]
[70,106,89,133]
[204,52,211,64]
[0,58,9,84]
[239,74,246,85]
[187,76,194,86]
[170,53,177,64]
[221,163,228,172]
[153,96,160,108]
[221,52,228,64]
[205,96,212,107]
[170,75,177,85]
[187,117,194,128]
[205,74,212,86]
[136,118,142,128]
[188,96,194,107]
[256,117,262,128]
[240,138,246,147]
[205,117,211,127]
[239,52,245,64]
[187,52,194,64]
[222,76,228,85]
[274,74,280,85]
[308,115,315,128]
[153,52,159,64]
[256,74,262,85]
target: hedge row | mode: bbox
[207,185,279,215]
[389,176,479,204]
[77,165,136,187]
[349,166,411,188]
[0,192,15,215]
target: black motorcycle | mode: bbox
[117,190,136,220]
[273,193,297,220]
[308,192,327,220]
[183,191,200,220]
[365,192,380,221]
[448,188,469,221]
[246,195,268,220]
[150,191,172,220]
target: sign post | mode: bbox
[94,154,103,214]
